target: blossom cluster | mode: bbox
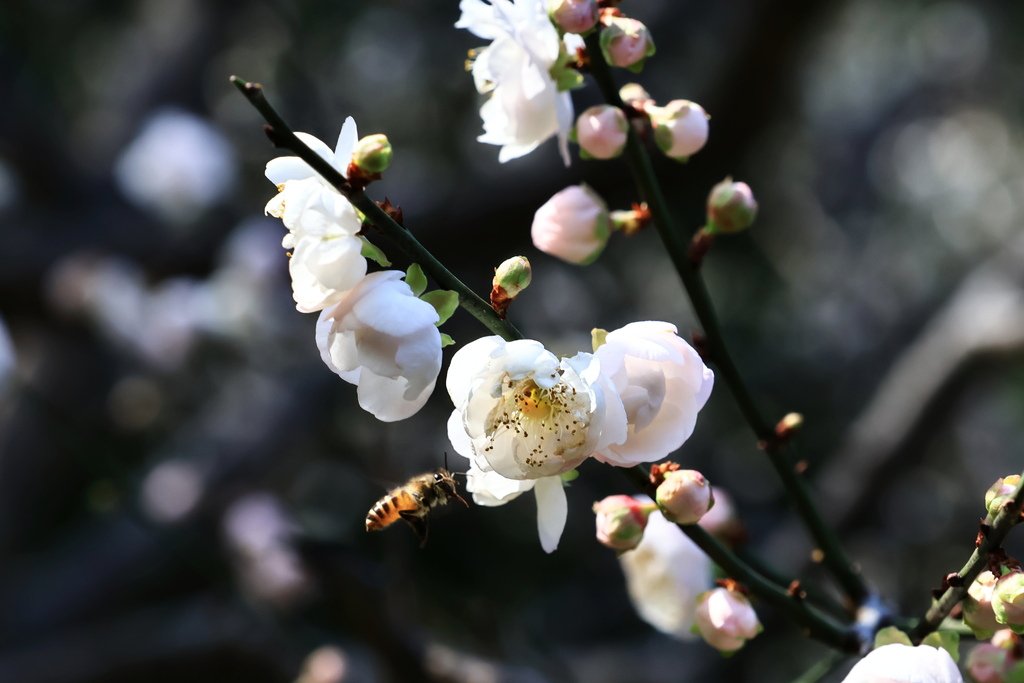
[264,118,445,422]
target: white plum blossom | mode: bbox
[593,322,714,466]
[456,0,574,165]
[447,335,626,479]
[618,507,713,640]
[317,271,442,422]
[842,644,963,683]
[446,335,627,552]
[264,117,367,312]
[264,117,358,197]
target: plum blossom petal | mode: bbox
[456,0,574,165]
[317,271,441,422]
[534,475,568,553]
[594,321,713,466]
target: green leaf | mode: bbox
[421,289,459,325]
[921,630,959,662]
[873,626,912,649]
[360,237,391,267]
[405,263,427,296]
[440,333,456,348]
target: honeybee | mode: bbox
[365,468,468,546]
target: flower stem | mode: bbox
[582,35,869,606]
[229,76,522,343]
[624,466,860,652]
[912,470,1024,642]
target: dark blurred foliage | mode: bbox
[1,0,1024,681]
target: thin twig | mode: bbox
[582,33,869,606]
[230,76,522,343]
[912,469,1024,641]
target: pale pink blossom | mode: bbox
[575,105,628,160]
[599,16,655,71]
[694,587,762,653]
[593,321,714,466]
[548,0,598,34]
[656,470,713,525]
[531,185,610,264]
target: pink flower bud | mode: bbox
[694,587,761,653]
[706,177,758,234]
[593,494,654,552]
[599,17,656,72]
[656,470,713,525]
[966,642,1011,683]
[993,571,1024,631]
[986,475,1021,518]
[531,185,611,264]
[619,83,653,109]
[966,571,1002,638]
[575,105,628,160]
[649,100,709,161]
[549,0,598,34]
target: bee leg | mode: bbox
[399,510,429,548]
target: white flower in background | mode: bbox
[446,335,627,552]
[115,108,237,225]
[0,315,15,391]
[593,322,713,466]
[456,0,574,165]
[317,271,442,422]
[842,644,963,683]
[618,507,713,640]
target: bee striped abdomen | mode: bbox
[366,488,419,531]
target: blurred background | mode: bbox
[2,0,1024,681]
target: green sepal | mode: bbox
[440,333,456,348]
[360,237,391,267]
[421,289,459,325]
[405,263,427,296]
[873,626,912,649]
[560,469,579,483]
[921,630,959,663]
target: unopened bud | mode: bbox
[694,587,762,653]
[656,469,713,525]
[986,475,1022,518]
[993,571,1024,632]
[966,571,1002,639]
[599,16,656,72]
[574,105,628,160]
[490,256,532,318]
[648,100,709,161]
[549,0,598,34]
[531,184,610,265]
[706,177,758,234]
[593,494,655,552]
[352,134,392,174]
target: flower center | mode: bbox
[482,375,592,475]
